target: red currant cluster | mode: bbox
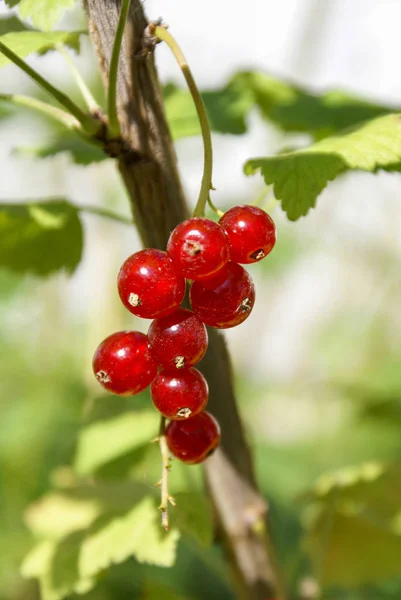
[93,205,276,464]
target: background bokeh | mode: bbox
[1,1,401,598]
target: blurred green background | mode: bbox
[2,1,401,599]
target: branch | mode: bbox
[83,2,283,598]
[107,0,131,137]
[0,40,100,135]
[0,93,80,129]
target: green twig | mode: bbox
[0,93,80,129]
[75,204,133,225]
[157,416,174,531]
[58,44,100,113]
[0,40,100,135]
[153,25,214,218]
[207,194,224,217]
[108,0,131,137]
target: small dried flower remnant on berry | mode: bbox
[151,367,208,420]
[219,205,276,264]
[93,331,157,395]
[167,217,230,280]
[190,261,255,328]
[165,411,221,463]
[148,308,208,370]
[117,249,186,319]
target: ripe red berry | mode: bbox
[167,217,230,280]
[219,205,276,263]
[190,262,255,329]
[147,308,208,370]
[165,411,221,464]
[93,331,157,395]
[117,249,185,319]
[151,368,208,420]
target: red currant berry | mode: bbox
[93,331,157,395]
[117,249,185,319]
[190,262,255,329]
[147,308,208,370]
[167,217,230,280]
[151,368,208,420]
[219,205,276,263]
[165,411,221,464]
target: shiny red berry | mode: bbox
[190,262,255,329]
[165,411,221,464]
[147,308,208,370]
[167,217,230,280]
[117,249,185,319]
[151,368,208,420]
[93,331,157,395]
[219,205,276,263]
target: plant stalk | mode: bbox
[58,44,100,112]
[108,0,131,137]
[158,416,171,531]
[0,40,100,135]
[0,93,80,129]
[153,25,213,218]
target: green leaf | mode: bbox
[0,30,84,67]
[24,493,101,540]
[22,536,95,600]
[171,492,213,547]
[0,15,31,35]
[22,495,180,600]
[79,496,180,574]
[164,71,394,142]
[24,481,153,537]
[139,580,191,600]
[16,130,107,165]
[164,81,252,140]
[18,0,78,31]
[233,71,392,139]
[244,113,401,220]
[74,410,159,476]
[0,199,83,275]
[304,461,401,587]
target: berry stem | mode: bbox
[153,25,213,218]
[108,0,131,138]
[0,40,101,135]
[57,44,100,113]
[207,194,224,217]
[158,415,172,531]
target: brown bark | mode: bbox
[84,1,281,598]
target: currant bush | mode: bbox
[95,200,273,474]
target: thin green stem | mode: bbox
[207,194,224,217]
[75,204,133,225]
[108,0,131,137]
[0,40,100,135]
[154,25,213,218]
[158,416,174,531]
[58,44,100,113]
[0,93,80,129]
